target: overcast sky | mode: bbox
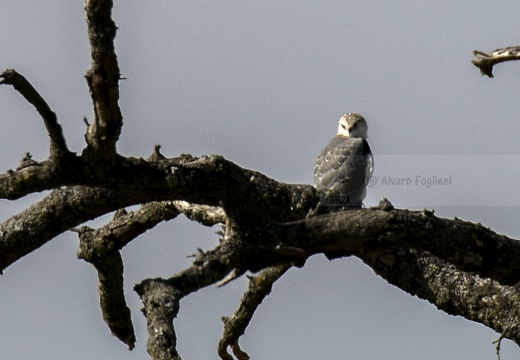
[2,1,520,359]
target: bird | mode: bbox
[314,112,373,212]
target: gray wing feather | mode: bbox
[314,135,372,207]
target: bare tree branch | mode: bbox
[76,203,181,255]
[0,186,144,272]
[3,139,520,357]
[494,327,513,360]
[358,247,520,346]
[78,239,136,350]
[472,46,520,77]
[76,201,224,260]
[0,69,69,156]
[0,154,315,273]
[173,201,227,226]
[272,203,520,286]
[218,263,294,360]
[3,2,520,359]
[74,201,226,349]
[0,154,84,200]
[134,278,182,360]
[96,251,135,349]
[135,234,242,359]
[84,0,122,155]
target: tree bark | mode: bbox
[1,2,520,360]
[472,46,520,77]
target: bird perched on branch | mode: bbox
[314,113,373,212]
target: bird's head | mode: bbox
[337,112,368,138]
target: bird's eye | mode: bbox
[341,124,346,129]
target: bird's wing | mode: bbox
[365,143,374,185]
[314,136,371,192]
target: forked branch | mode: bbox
[135,237,242,359]
[75,201,226,348]
[218,263,294,360]
[4,1,520,359]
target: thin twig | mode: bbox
[493,325,513,360]
[218,263,293,360]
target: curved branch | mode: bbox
[76,203,180,255]
[0,154,315,273]
[0,186,150,273]
[5,139,520,357]
[79,242,136,350]
[75,202,224,349]
[219,263,294,360]
[263,201,520,347]
[0,154,84,200]
[359,247,520,346]
[272,203,520,285]
[0,69,69,156]
[76,201,225,259]
[472,46,520,77]
[96,251,135,349]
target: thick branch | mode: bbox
[134,278,182,360]
[77,203,181,256]
[84,0,122,154]
[472,46,520,77]
[359,247,520,346]
[75,201,225,348]
[0,152,172,201]
[77,201,225,259]
[4,140,520,357]
[0,186,152,273]
[171,156,316,224]
[0,152,315,219]
[0,155,315,273]
[86,247,136,350]
[135,237,241,359]
[273,204,520,286]
[0,69,69,156]
[0,153,86,200]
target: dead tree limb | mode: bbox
[75,201,226,349]
[218,263,295,360]
[0,69,69,156]
[3,2,520,360]
[84,0,123,155]
[359,247,520,347]
[271,204,520,285]
[472,46,520,77]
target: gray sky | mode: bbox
[1,1,520,359]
